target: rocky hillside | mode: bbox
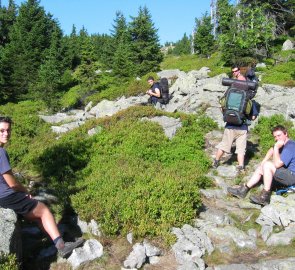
[1,68,295,269]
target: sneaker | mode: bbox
[212,159,219,169]
[58,237,85,258]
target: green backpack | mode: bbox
[219,88,252,125]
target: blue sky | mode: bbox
[2,0,211,44]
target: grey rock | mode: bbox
[247,229,257,239]
[256,62,266,68]
[67,239,103,269]
[88,219,101,237]
[200,188,227,199]
[204,225,256,250]
[77,217,88,234]
[123,243,146,269]
[0,208,22,261]
[172,224,213,266]
[76,217,101,236]
[216,165,237,178]
[148,255,160,265]
[260,225,273,242]
[199,209,234,226]
[282,39,294,51]
[143,240,161,257]
[142,116,182,139]
[177,260,204,270]
[157,69,187,79]
[207,257,295,270]
[266,223,295,246]
[127,232,133,244]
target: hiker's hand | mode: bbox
[274,140,284,149]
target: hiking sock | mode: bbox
[54,236,65,250]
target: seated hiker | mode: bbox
[146,76,161,105]
[0,116,84,258]
[227,125,295,206]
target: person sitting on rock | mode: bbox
[146,76,161,105]
[227,125,295,206]
[0,116,84,258]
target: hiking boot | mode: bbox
[227,184,249,199]
[58,237,85,258]
[212,159,219,169]
[249,190,271,206]
[236,165,245,175]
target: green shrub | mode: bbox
[70,110,214,243]
[60,85,81,109]
[0,253,19,270]
[0,100,48,168]
[253,114,294,154]
[262,60,295,86]
[161,53,225,76]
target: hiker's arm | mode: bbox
[251,101,259,120]
[273,140,284,168]
[3,170,29,193]
[146,87,160,97]
[261,147,274,164]
[150,87,161,97]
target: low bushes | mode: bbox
[0,253,19,270]
[71,109,216,243]
[253,114,295,155]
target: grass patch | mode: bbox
[262,60,295,87]
[161,53,226,76]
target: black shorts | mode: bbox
[273,167,295,187]
[0,192,38,216]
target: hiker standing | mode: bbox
[146,76,161,105]
[227,125,295,206]
[0,116,83,258]
[212,66,258,174]
[232,66,246,81]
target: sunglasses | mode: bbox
[232,69,239,73]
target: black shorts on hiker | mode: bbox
[0,192,38,216]
[273,167,295,187]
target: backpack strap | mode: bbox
[275,185,295,195]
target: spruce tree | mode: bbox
[129,6,163,76]
[0,0,17,47]
[111,11,134,77]
[62,25,81,71]
[173,33,191,55]
[73,33,99,92]
[194,12,215,57]
[0,0,61,100]
[215,0,238,64]
[31,24,64,110]
[92,33,114,69]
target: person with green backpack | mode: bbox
[212,66,259,174]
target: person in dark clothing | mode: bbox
[146,76,161,105]
[0,116,84,258]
